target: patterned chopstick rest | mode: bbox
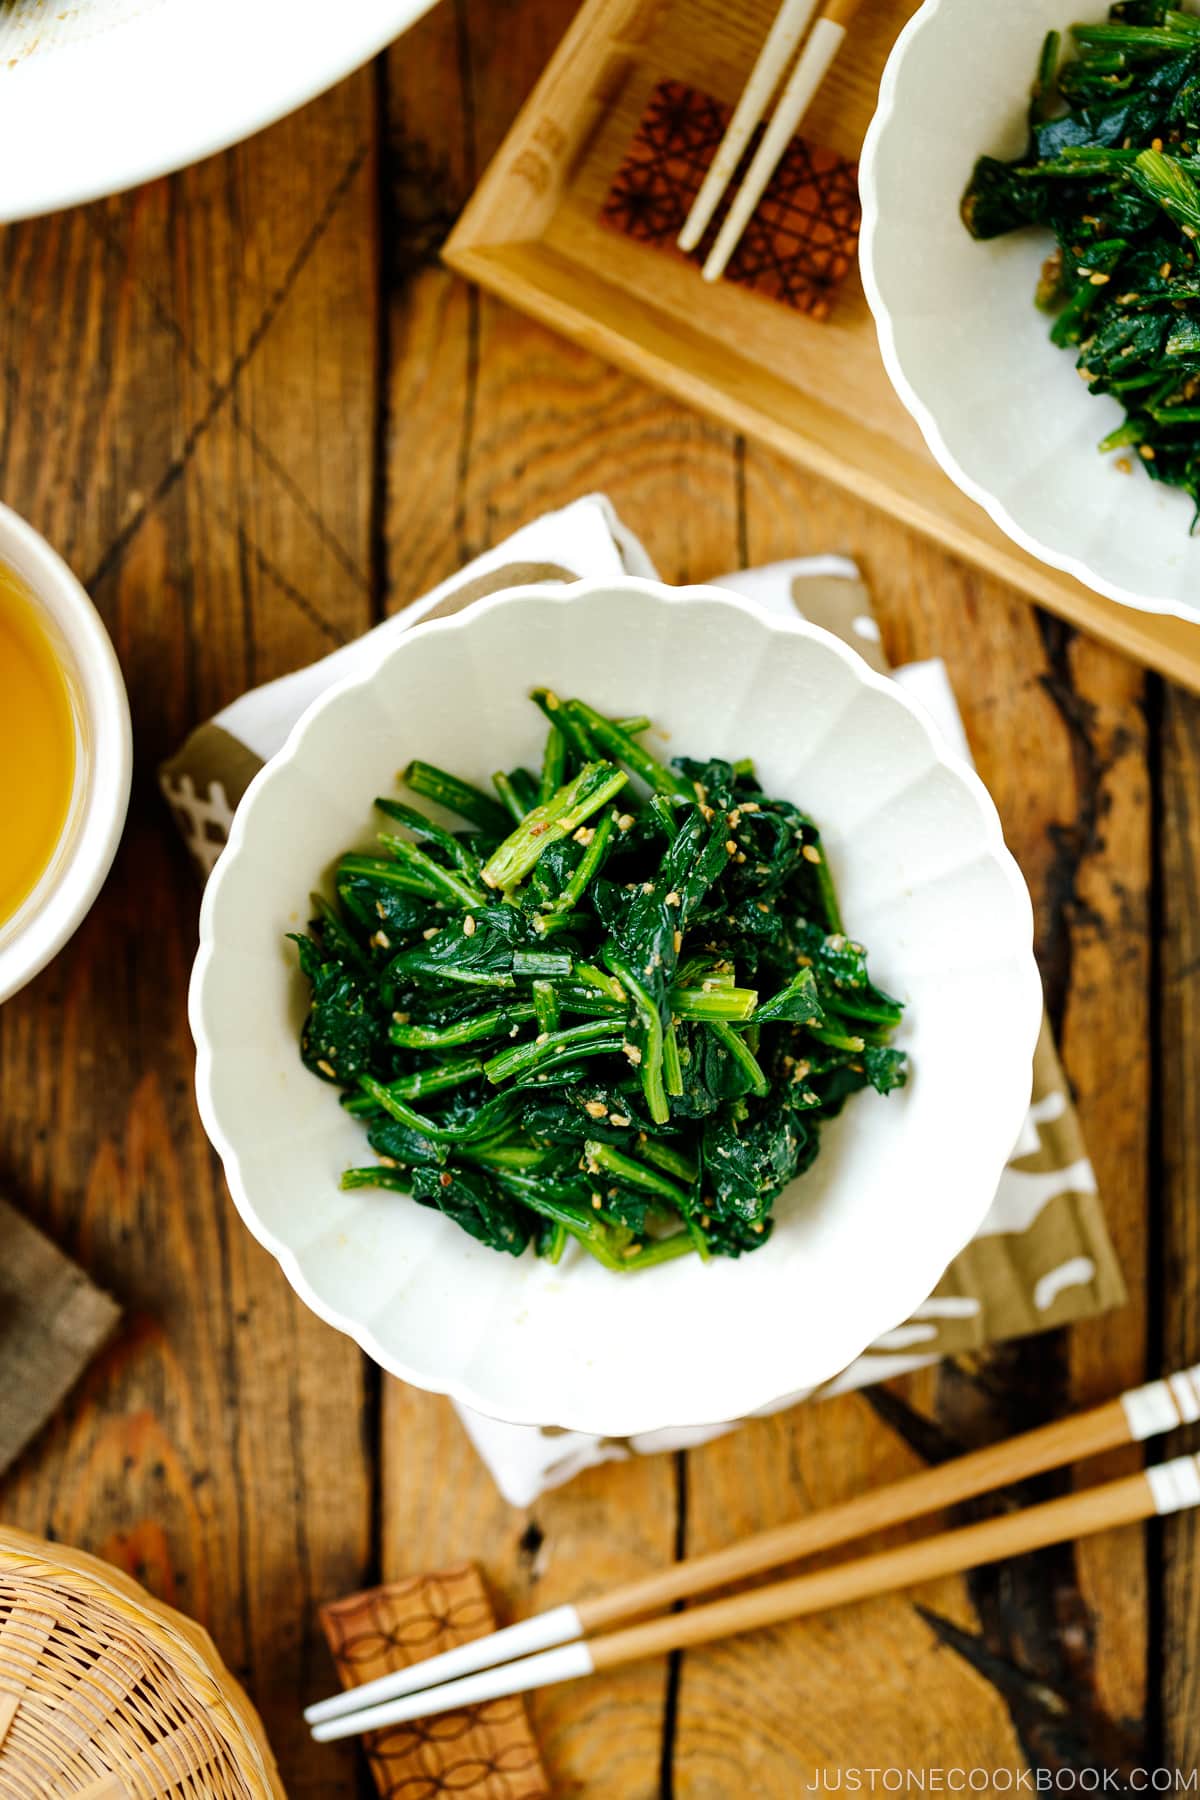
[319,1564,550,1798]
[602,79,861,317]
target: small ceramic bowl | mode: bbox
[0,504,131,1004]
[860,0,1200,620]
[191,579,1042,1436]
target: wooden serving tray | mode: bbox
[444,0,1200,690]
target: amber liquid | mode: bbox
[0,567,76,929]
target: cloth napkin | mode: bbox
[162,496,1125,1506]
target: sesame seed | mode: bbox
[616,812,635,832]
[1089,272,1110,286]
[463,914,476,937]
[1162,261,1173,278]
[699,1213,711,1229]
[665,890,681,907]
[751,1222,765,1235]
[757,901,770,914]
[423,926,440,940]
[392,1011,409,1025]
[1153,136,1164,152]
[623,1244,643,1259]
[536,1032,549,1045]
[725,838,737,854]
[592,1193,603,1209]
[378,1155,398,1168]
[375,900,387,918]
[735,851,746,864]
[802,844,822,864]
[317,1058,336,1078]
[622,1043,643,1066]
[727,809,741,827]
[610,1113,631,1127]
[584,1100,608,1118]
[642,881,654,895]
[1116,292,1139,305]
[573,826,595,847]
[740,801,760,812]
[371,930,391,949]
[1115,456,1133,476]
[1140,443,1156,460]
[699,803,715,821]
[673,929,683,953]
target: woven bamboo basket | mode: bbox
[0,1525,285,1798]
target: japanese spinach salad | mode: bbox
[291,691,908,1275]
[962,1,1200,522]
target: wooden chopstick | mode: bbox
[676,0,822,254]
[305,1364,1200,1732]
[311,1448,1200,1740]
[702,0,864,283]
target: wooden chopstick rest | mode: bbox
[307,1365,1200,1737]
[318,1564,549,1795]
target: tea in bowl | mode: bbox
[0,505,131,1003]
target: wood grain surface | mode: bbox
[0,0,1190,1793]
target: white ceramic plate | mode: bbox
[860,0,1200,620]
[0,0,435,223]
[190,579,1041,1436]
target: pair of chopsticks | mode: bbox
[679,0,864,282]
[308,1364,1200,1741]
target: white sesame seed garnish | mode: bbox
[423,926,440,940]
[371,930,391,949]
[573,826,596,847]
[584,1100,608,1118]
[463,914,476,937]
[609,1113,631,1128]
[378,1155,398,1168]
[665,890,681,907]
[725,838,737,854]
[673,929,683,953]
[616,812,635,832]
[317,1059,336,1078]
[622,1042,643,1066]
[802,844,822,865]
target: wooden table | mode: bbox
[0,2,1195,1792]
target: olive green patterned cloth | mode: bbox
[162,495,1124,1506]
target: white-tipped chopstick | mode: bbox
[313,1444,1200,1740]
[307,1365,1200,1734]
[677,0,821,254]
[702,0,865,283]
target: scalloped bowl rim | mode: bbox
[859,0,1199,624]
[190,577,1042,1434]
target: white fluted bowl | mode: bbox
[860,0,1200,619]
[190,580,1041,1435]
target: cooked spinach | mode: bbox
[962,3,1200,521]
[292,692,908,1274]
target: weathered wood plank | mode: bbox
[666,455,1151,1790]
[1158,682,1200,1776]
[379,16,745,1795]
[0,76,380,1797]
